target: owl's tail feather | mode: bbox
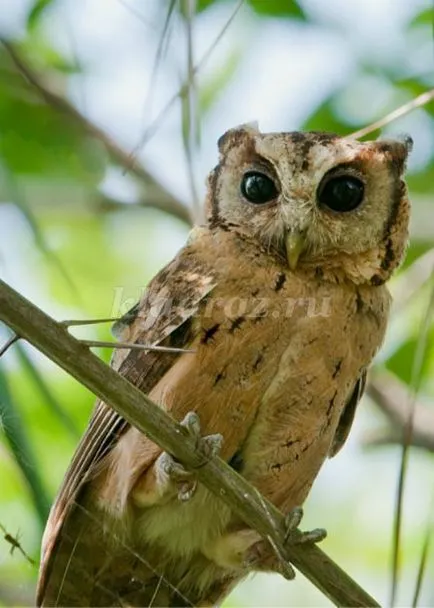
[38,499,241,607]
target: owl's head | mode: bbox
[205,123,411,285]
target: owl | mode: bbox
[36,124,411,606]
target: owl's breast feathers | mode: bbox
[162,227,390,506]
[38,227,390,607]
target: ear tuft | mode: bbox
[375,134,413,172]
[217,122,260,156]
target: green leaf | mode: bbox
[0,366,50,527]
[409,7,433,28]
[15,343,80,440]
[27,0,57,30]
[197,0,306,19]
[0,45,105,183]
[0,91,105,182]
[20,36,80,73]
[1,167,82,303]
[302,97,347,134]
[407,163,434,194]
[199,46,243,114]
[385,333,432,387]
[400,241,434,271]
[247,0,306,19]
[196,0,216,11]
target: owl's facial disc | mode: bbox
[208,126,411,283]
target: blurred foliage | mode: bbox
[0,0,434,606]
[197,0,307,19]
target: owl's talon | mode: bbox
[283,507,327,546]
[276,559,296,581]
[178,480,198,502]
[157,412,223,502]
[160,453,192,480]
[283,506,303,541]
[199,433,224,462]
[296,527,327,544]
[242,536,296,580]
[183,411,201,438]
[241,508,326,580]
[180,412,223,463]
[157,451,197,502]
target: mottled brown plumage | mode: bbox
[37,124,411,606]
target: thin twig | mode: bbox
[61,317,120,328]
[130,0,244,155]
[349,89,434,140]
[138,0,176,133]
[182,0,202,221]
[391,248,434,315]
[411,506,432,607]
[390,270,434,606]
[0,38,192,226]
[80,340,195,354]
[117,0,155,27]
[0,278,379,608]
[3,166,81,302]
[0,334,19,358]
[365,372,434,453]
[0,523,36,566]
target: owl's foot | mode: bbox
[242,507,326,580]
[133,412,222,506]
[156,412,223,502]
[282,506,327,546]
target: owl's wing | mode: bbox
[329,369,367,457]
[36,245,216,604]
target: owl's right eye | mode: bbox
[241,172,278,205]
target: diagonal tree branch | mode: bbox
[365,371,434,453]
[0,38,193,227]
[0,278,379,608]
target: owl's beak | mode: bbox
[285,230,306,270]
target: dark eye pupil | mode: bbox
[241,172,278,204]
[318,175,364,212]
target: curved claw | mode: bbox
[181,412,223,461]
[182,411,201,438]
[178,480,198,502]
[198,433,224,461]
[277,559,296,580]
[158,451,197,502]
[296,528,327,544]
[284,507,327,546]
[284,506,304,541]
[158,412,223,502]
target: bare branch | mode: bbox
[0,334,19,358]
[80,339,195,354]
[349,88,434,140]
[131,0,244,153]
[365,371,434,453]
[0,38,193,226]
[0,278,379,608]
[94,192,192,219]
[61,317,120,327]
[389,278,434,606]
[412,511,432,608]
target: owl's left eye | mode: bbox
[241,172,278,205]
[317,174,365,213]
